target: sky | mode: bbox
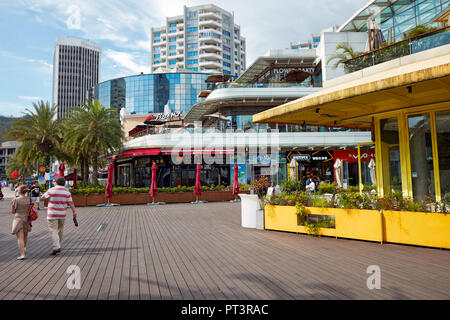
[0,0,368,117]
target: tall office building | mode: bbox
[151,4,246,77]
[52,37,101,118]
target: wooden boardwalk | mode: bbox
[0,200,449,300]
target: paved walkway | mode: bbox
[0,197,449,300]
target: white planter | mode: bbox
[238,194,261,229]
[256,209,264,230]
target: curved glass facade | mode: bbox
[94,72,211,114]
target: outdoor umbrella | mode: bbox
[289,158,299,180]
[105,162,114,205]
[11,170,18,180]
[334,158,343,189]
[368,158,377,187]
[73,168,78,189]
[365,20,385,52]
[193,163,202,202]
[150,162,158,203]
[232,163,240,200]
[59,162,65,178]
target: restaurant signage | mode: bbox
[287,151,333,163]
[258,67,315,83]
[144,111,183,124]
[333,150,375,162]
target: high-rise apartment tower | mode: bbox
[151,4,246,77]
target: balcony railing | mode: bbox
[128,123,353,139]
[343,26,450,73]
[215,82,322,89]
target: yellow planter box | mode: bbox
[264,205,450,249]
[383,210,450,249]
[265,205,382,242]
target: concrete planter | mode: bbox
[264,205,450,249]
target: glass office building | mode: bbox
[339,0,449,42]
[94,72,211,114]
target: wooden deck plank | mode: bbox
[0,200,449,300]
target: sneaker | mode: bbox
[50,250,58,255]
[17,255,25,260]
[56,248,61,253]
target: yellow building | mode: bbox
[253,44,450,202]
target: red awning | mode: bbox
[162,149,234,155]
[110,148,161,160]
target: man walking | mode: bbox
[41,176,77,255]
[30,181,41,210]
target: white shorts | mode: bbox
[32,197,40,203]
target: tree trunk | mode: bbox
[83,157,89,184]
[92,152,98,185]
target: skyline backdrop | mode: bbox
[0,0,368,117]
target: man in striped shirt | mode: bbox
[42,176,77,255]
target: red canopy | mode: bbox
[73,168,78,189]
[232,163,240,195]
[150,162,158,197]
[59,163,65,177]
[193,163,202,196]
[105,162,114,199]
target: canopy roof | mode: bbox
[253,52,450,128]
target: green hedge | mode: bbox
[70,184,250,195]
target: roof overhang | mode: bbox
[253,53,450,129]
[237,49,317,83]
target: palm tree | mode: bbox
[327,43,362,69]
[5,101,63,170]
[64,99,123,184]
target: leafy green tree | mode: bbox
[327,43,362,69]
[5,101,64,170]
[64,99,123,184]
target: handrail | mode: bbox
[342,25,450,64]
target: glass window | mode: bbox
[187,27,198,32]
[169,60,176,65]
[169,45,176,50]
[154,33,160,37]
[435,110,450,199]
[408,114,435,201]
[169,38,176,42]
[380,117,402,194]
[169,23,176,27]
[188,51,198,56]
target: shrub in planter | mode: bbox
[280,179,305,194]
[317,182,336,195]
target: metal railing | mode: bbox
[343,26,450,73]
[215,82,322,89]
[128,123,352,139]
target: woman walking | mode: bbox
[11,185,33,260]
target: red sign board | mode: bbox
[333,150,375,163]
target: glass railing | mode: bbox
[343,26,450,73]
[215,82,322,89]
[128,123,353,139]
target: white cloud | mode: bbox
[0,102,29,117]
[105,49,149,75]
[18,96,42,101]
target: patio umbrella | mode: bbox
[105,162,114,205]
[73,168,78,189]
[365,20,385,52]
[285,69,311,83]
[204,112,231,122]
[193,163,202,202]
[289,158,298,180]
[334,158,343,189]
[232,163,240,200]
[149,162,158,203]
[368,158,377,187]
[59,162,65,178]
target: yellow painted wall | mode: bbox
[264,205,382,242]
[383,210,450,249]
[265,205,450,249]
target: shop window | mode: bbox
[408,114,435,201]
[380,117,402,194]
[435,110,450,199]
